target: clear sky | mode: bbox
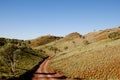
[0,0,120,40]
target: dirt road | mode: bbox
[32,56,68,80]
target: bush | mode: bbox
[0,38,6,46]
[82,36,85,39]
[64,46,68,50]
[108,32,120,40]
[83,40,89,45]
[48,46,60,53]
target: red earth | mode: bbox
[32,56,72,80]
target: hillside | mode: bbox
[0,38,48,79]
[0,27,120,80]
[29,35,62,48]
[34,27,120,80]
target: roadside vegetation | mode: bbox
[0,38,48,79]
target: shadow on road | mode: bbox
[8,57,48,80]
[33,73,67,79]
[34,72,56,75]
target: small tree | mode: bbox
[0,43,22,76]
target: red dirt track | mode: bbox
[32,56,69,80]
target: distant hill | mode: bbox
[65,32,82,39]
[29,35,63,47]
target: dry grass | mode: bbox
[49,39,120,79]
[34,27,120,80]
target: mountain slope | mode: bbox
[34,27,120,80]
[29,35,62,48]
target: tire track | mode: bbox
[32,56,67,80]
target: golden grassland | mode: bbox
[33,27,120,80]
[49,39,120,79]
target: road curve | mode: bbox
[32,56,68,80]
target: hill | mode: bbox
[29,35,62,48]
[0,27,120,80]
[65,32,82,39]
[0,38,48,79]
[34,27,120,80]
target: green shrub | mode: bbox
[82,36,85,39]
[64,46,68,50]
[48,46,60,53]
[83,40,89,45]
[0,38,6,46]
[108,32,120,40]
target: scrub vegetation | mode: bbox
[0,38,47,79]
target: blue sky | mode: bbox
[0,0,120,40]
